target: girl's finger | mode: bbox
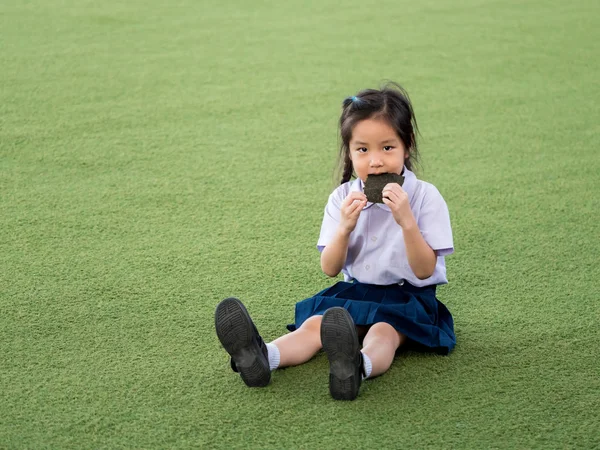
[350,200,366,215]
[352,199,365,213]
[348,191,365,200]
[384,183,404,194]
[382,190,398,202]
[343,202,357,216]
[343,194,363,208]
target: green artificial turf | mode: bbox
[1,0,599,448]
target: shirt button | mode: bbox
[365,265,370,270]
[371,236,377,242]
[399,279,405,286]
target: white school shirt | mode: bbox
[317,168,454,286]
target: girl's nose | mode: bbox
[369,158,383,167]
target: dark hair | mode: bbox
[337,82,420,184]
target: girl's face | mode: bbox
[349,118,408,182]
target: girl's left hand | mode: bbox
[382,183,415,228]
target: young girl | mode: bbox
[215,83,456,401]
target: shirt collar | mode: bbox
[350,167,417,211]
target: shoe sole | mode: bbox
[320,307,361,401]
[215,297,271,387]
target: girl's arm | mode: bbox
[320,227,352,277]
[382,183,436,280]
[320,191,367,277]
[401,218,437,280]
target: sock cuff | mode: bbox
[266,342,281,371]
[361,351,372,379]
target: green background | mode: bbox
[2,0,599,448]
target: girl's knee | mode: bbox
[299,315,322,333]
[367,322,405,346]
[369,322,396,335]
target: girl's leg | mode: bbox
[361,322,406,377]
[215,298,322,387]
[271,315,323,367]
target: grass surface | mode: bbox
[2,0,599,448]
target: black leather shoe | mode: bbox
[320,307,364,400]
[215,297,271,387]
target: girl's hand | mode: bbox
[382,183,415,228]
[340,192,367,234]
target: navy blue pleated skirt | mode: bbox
[287,281,456,355]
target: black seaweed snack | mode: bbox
[364,173,405,203]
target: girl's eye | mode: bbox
[356,147,367,153]
[383,146,394,151]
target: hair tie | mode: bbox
[343,95,361,108]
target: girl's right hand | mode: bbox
[339,192,367,234]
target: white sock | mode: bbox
[266,343,280,371]
[361,351,372,379]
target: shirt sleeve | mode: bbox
[316,186,346,252]
[417,186,454,256]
